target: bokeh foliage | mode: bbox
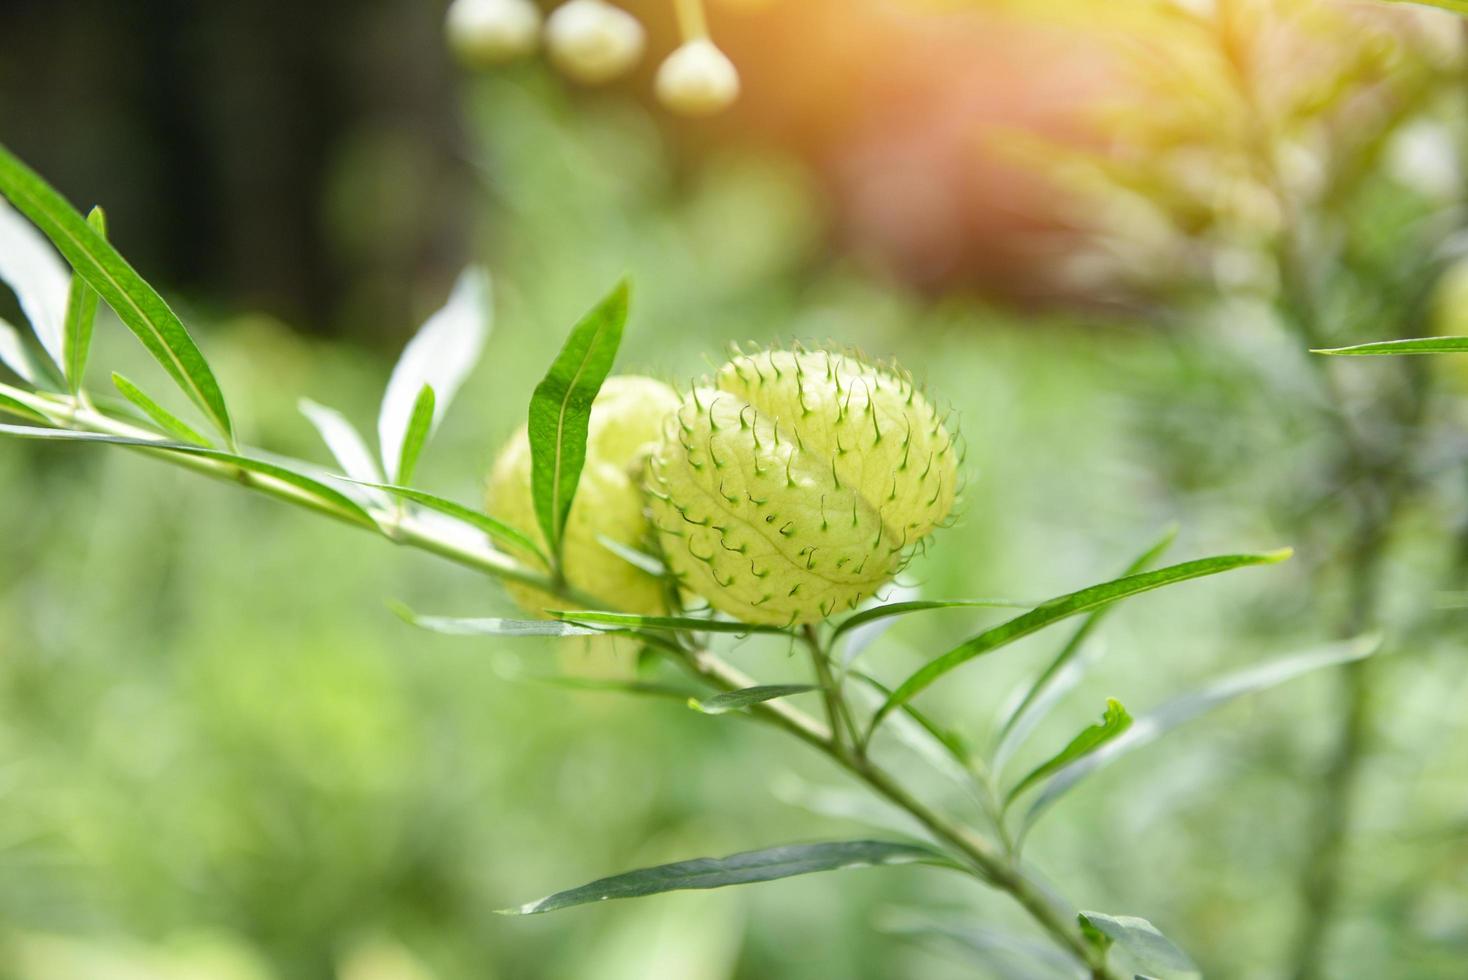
[4,3,1468,978]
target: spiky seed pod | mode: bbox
[647,348,958,625]
[545,0,646,84]
[445,0,542,67]
[488,376,681,616]
[654,39,740,117]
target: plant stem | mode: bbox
[1211,8,1428,974]
[0,382,560,595]
[803,624,843,747]
[803,624,860,750]
[677,646,1115,979]
[1,381,1115,978]
[1287,541,1382,980]
[671,0,709,41]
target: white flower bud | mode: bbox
[445,0,541,67]
[655,39,740,117]
[545,0,646,85]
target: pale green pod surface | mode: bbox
[648,349,958,625]
[488,375,681,616]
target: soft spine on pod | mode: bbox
[646,347,959,625]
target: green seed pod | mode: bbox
[647,348,958,625]
[488,375,680,616]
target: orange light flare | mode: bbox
[614,0,1461,305]
[621,0,1114,301]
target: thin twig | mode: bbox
[0,380,1116,979]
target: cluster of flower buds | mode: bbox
[445,0,741,117]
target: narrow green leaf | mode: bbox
[528,279,628,559]
[344,480,546,562]
[879,910,1082,979]
[995,525,1176,760]
[848,669,972,772]
[992,648,1098,778]
[1004,699,1132,808]
[771,779,932,841]
[689,684,817,715]
[0,196,68,370]
[0,423,374,527]
[1023,635,1381,829]
[1313,336,1468,355]
[1076,912,1199,979]
[553,609,792,635]
[112,373,210,446]
[0,143,233,441]
[597,534,667,576]
[391,602,601,637]
[0,389,46,422]
[833,597,1035,642]
[377,267,491,481]
[496,663,698,702]
[395,384,435,487]
[871,548,1291,733]
[538,677,699,700]
[62,206,105,392]
[0,317,46,386]
[835,584,922,670]
[503,840,950,915]
[299,398,384,485]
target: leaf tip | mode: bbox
[386,599,418,625]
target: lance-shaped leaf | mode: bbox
[391,602,602,637]
[378,266,491,482]
[1077,912,1199,979]
[62,206,105,392]
[995,525,1175,758]
[880,910,1082,979]
[0,195,69,371]
[0,387,46,422]
[688,684,817,715]
[394,384,435,487]
[992,644,1101,777]
[495,660,698,702]
[503,840,951,915]
[597,534,667,576]
[299,398,383,485]
[836,583,921,670]
[528,279,628,559]
[553,609,792,635]
[773,779,934,842]
[849,669,973,775]
[1314,336,1468,355]
[1004,698,1131,808]
[834,595,1034,646]
[1023,635,1381,831]
[345,480,545,561]
[870,548,1291,733]
[0,423,374,527]
[0,143,233,440]
[112,373,210,446]
[0,318,47,386]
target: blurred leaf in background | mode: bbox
[5,1,1468,979]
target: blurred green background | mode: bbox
[4,1,1468,977]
